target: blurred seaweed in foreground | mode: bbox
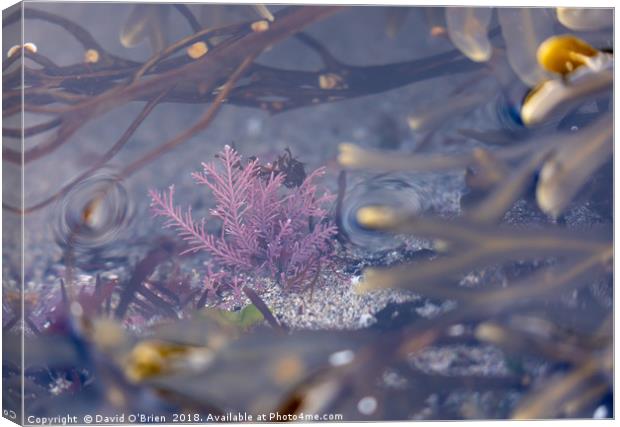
[2,4,613,421]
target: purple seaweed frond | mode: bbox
[149,145,338,306]
[148,185,211,255]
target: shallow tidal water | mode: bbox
[2,3,613,422]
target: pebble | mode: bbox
[357,396,378,415]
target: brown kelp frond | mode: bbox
[472,312,612,419]
[4,7,342,165]
[333,61,612,418]
[3,5,490,217]
[536,115,613,219]
[118,322,376,413]
[466,145,552,223]
[511,346,611,419]
[356,212,609,292]
[357,208,608,250]
[475,316,607,368]
[337,137,544,172]
[344,110,612,414]
[338,112,611,174]
[343,105,610,278]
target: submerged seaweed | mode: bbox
[149,145,337,306]
[2,4,613,422]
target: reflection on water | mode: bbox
[54,170,133,251]
[341,175,433,250]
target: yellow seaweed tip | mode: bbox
[474,323,504,343]
[318,73,343,90]
[430,26,447,37]
[7,43,37,58]
[251,20,270,33]
[535,157,562,219]
[356,205,397,229]
[253,4,275,22]
[536,35,598,76]
[125,342,165,382]
[433,238,450,252]
[187,41,208,59]
[84,49,100,64]
[520,80,555,127]
[23,42,37,54]
[407,115,422,130]
[337,143,366,167]
[125,340,188,382]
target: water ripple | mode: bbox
[54,170,133,251]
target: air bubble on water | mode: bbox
[328,349,355,367]
[357,396,378,415]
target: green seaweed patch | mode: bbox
[204,304,265,332]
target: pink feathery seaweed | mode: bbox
[149,145,338,306]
